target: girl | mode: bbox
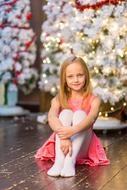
[35,56,110,177]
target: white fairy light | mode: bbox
[44,80,48,84]
[42,73,47,78]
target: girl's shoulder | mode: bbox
[51,96,60,107]
[89,94,101,103]
[82,94,101,108]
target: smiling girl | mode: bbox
[35,56,110,177]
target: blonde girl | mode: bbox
[35,56,110,177]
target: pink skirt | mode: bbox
[35,132,110,166]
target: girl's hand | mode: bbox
[57,127,75,139]
[60,139,72,156]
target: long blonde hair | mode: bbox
[58,56,92,108]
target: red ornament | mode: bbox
[59,39,64,45]
[26,13,32,20]
[13,54,20,61]
[16,15,22,19]
[6,8,12,13]
[25,41,32,48]
[12,79,17,85]
[15,71,21,77]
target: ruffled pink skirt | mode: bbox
[35,132,110,166]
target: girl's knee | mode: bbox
[74,110,87,115]
[59,109,73,116]
[73,110,87,125]
[59,109,73,126]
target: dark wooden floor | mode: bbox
[0,114,127,190]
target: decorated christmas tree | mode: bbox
[39,0,127,119]
[0,0,38,107]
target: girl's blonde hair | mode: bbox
[58,56,92,108]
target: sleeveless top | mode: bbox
[68,94,95,113]
[35,94,110,166]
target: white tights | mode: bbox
[47,109,92,177]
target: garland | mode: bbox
[13,34,37,80]
[21,35,36,50]
[0,0,17,7]
[0,24,31,30]
[75,0,126,11]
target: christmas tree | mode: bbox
[39,0,127,117]
[0,0,38,97]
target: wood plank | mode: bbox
[0,116,127,190]
[42,166,97,190]
[0,152,53,190]
[35,133,127,190]
[100,166,127,190]
[68,134,127,190]
[0,119,52,165]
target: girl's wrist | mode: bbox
[55,124,64,133]
[73,126,79,135]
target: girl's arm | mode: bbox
[48,96,63,132]
[57,96,101,139]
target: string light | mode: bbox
[123,102,127,106]
[105,113,108,117]
[99,112,102,116]
[51,86,57,95]
[44,80,48,84]
[94,67,99,73]
[111,107,114,111]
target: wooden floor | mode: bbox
[0,114,127,190]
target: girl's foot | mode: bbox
[47,162,63,177]
[60,156,75,177]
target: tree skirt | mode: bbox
[93,116,127,130]
[0,106,29,116]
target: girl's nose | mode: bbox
[74,76,78,82]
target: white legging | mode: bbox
[58,109,92,160]
[47,109,92,177]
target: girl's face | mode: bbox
[65,61,85,93]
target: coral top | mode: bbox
[35,95,110,166]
